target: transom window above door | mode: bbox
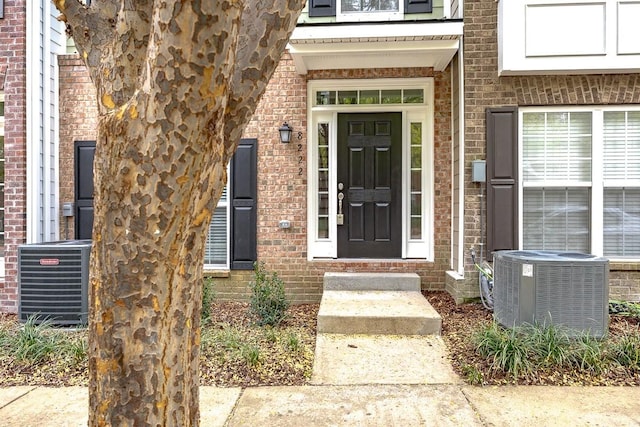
[315,88,424,106]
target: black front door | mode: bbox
[337,113,402,258]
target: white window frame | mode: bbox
[337,0,403,22]
[519,105,640,261]
[203,169,231,270]
[307,78,434,260]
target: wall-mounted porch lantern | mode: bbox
[278,122,293,143]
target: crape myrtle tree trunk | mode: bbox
[52,0,305,425]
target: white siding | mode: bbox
[499,0,640,75]
[27,1,65,243]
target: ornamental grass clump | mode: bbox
[248,261,290,326]
[473,321,532,378]
[610,333,640,371]
[528,322,573,368]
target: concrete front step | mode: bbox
[323,272,421,292]
[317,290,442,335]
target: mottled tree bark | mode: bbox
[52,1,304,425]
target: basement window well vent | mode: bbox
[493,250,609,337]
[18,240,91,326]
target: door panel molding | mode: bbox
[337,112,402,258]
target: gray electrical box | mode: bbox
[471,160,486,183]
[62,202,74,217]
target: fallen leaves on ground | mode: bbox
[1,294,638,387]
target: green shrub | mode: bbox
[609,300,640,319]
[473,322,532,378]
[248,262,289,326]
[201,277,216,323]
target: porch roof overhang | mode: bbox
[288,21,463,75]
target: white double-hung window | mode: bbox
[204,185,229,268]
[337,0,402,21]
[521,107,640,259]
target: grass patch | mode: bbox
[0,303,317,388]
[199,322,315,387]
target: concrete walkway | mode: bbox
[1,384,640,426]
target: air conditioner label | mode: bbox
[522,263,533,277]
[40,258,60,266]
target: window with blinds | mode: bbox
[521,108,640,259]
[522,111,592,252]
[603,111,640,257]
[204,186,228,267]
[523,187,590,252]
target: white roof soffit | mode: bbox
[288,21,463,75]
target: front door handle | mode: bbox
[337,192,344,225]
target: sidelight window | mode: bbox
[317,122,331,239]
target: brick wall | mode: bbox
[461,0,640,302]
[58,55,99,240]
[56,50,454,304]
[238,53,454,303]
[0,0,27,312]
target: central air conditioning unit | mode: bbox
[493,250,609,337]
[19,240,92,326]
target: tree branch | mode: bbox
[54,0,153,114]
[223,0,306,161]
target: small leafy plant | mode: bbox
[248,261,290,326]
[609,300,640,319]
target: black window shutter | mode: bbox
[309,0,336,17]
[486,107,518,259]
[405,0,432,14]
[74,141,96,240]
[230,138,258,270]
